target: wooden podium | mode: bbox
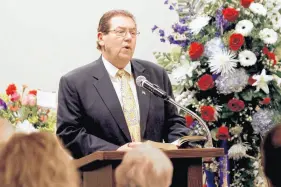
[74,148,224,187]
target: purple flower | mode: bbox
[212,73,220,80]
[160,38,166,43]
[164,0,168,4]
[0,98,7,110]
[215,7,229,35]
[159,29,165,37]
[168,35,175,44]
[190,121,197,128]
[172,23,189,34]
[179,16,190,24]
[152,25,158,32]
[167,35,189,47]
[169,5,174,10]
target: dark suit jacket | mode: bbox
[56,57,189,159]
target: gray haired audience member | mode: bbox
[115,144,173,187]
[263,125,281,187]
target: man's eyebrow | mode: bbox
[116,26,137,30]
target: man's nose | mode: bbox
[124,31,133,40]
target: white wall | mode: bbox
[0,0,178,93]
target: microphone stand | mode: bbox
[164,96,213,148]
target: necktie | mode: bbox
[116,69,141,142]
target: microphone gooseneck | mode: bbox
[135,75,213,147]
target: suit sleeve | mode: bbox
[56,76,119,159]
[162,69,191,142]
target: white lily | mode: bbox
[252,69,273,94]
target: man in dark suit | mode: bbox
[56,10,190,159]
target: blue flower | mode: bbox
[169,5,174,10]
[215,7,229,35]
[164,0,168,4]
[168,35,175,44]
[152,25,158,32]
[160,38,166,43]
[159,29,165,37]
[212,73,220,80]
[0,98,7,110]
[172,23,189,34]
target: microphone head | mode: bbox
[136,76,146,87]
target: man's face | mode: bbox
[98,16,137,68]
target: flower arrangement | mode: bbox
[0,84,56,133]
[153,0,281,186]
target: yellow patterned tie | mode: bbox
[117,69,141,142]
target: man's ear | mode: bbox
[97,32,105,47]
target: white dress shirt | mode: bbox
[102,56,140,123]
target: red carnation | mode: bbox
[185,115,194,128]
[262,46,269,55]
[216,126,230,140]
[222,8,239,22]
[6,84,17,96]
[200,106,216,122]
[189,42,204,60]
[229,33,244,51]
[267,52,277,66]
[263,47,277,65]
[227,98,245,112]
[248,76,257,85]
[241,0,254,8]
[261,97,271,105]
[197,74,214,91]
[28,90,37,96]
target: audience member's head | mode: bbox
[0,117,14,142]
[115,144,173,187]
[0,132,80,187]
[263,124,281,187]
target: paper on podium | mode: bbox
[145,136,207,150]
[37,90,57,109]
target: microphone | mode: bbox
[136,76,169,99]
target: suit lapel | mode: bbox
[91,57,131,141]
[131,60,151,138]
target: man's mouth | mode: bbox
[123,46,131,50]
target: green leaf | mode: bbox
[252,91,266,99]
[240,89,253,101]
[273,71,281,78]
[221,111,234,119]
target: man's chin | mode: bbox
[119,53,133,61]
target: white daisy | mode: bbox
[228,143,251,160]
[239,50,257,67]
[189,15,211,35]
[252,69,273,94]
[204,37,224,57]
[249,3,267,16]
[208,48,238,75]
[235,20,254,36]
[259,28,278,44]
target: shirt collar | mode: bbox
[102,56,132,78]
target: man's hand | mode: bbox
[117,142,142,151]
